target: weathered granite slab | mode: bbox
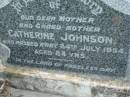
[11,87,130,97]
[3,65,130,97]
[0,0,130,77]
[0,43,10,78]
[11,88,66,97]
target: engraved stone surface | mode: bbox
[0,0,130,77]
[0,0,12,9]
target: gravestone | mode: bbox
[0,0,130,77]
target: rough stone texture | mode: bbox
[10,76,130,97]
[0,62,130,97]
[1,65,129,97]
[0,0,130,96]
[100,0,130,15]
[0,44,130,97]
[10,77,91,97]
[0,80,11,97]
[11,88,130,97]
[1,0,130,77]
[11,88,66,97]
[91,87,130,97]
[0,43,10,64]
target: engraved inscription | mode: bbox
[0,0,129,77]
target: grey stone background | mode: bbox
[100,0,130,15]
[0,0,130,96]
